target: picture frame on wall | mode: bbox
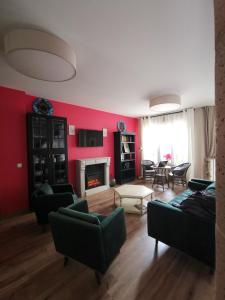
[68,125,75,135]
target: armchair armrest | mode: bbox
[67,200,89,213]
[101,208,126,266]
[51,184,75,194]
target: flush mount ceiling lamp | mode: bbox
[4,29,76,82]
[149,95,181,112]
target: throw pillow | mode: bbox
[37,183,54,195]
[174,191,215,220]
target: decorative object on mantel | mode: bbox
[149,95,181,112]
[110,177,116,187]
[4,28,76,82]
[117,120,126,132]
[32,98,54,115]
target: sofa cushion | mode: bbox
[58,207,100,225]
[168,189,193,206]
[37,183,54,196]
[178,190,216,220]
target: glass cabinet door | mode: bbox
[52,119,66,149]
[27,113,68,207]
[31,116,48,150]
[33,154,49,189]
[52,154,67,184]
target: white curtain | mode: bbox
[140,112,188,166]
[140,106,216,180]
[195,108,207,178]
[204,106,216,180]
[184,108,195,179]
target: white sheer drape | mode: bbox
[184,108,195,179]
[140,106,216,180]
[205,106,216,180]
[141,112,188,165]
[193,108,206,179]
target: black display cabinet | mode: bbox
[114,132,136,184]
[27,113,68,208]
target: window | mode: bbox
[141,112,188,165]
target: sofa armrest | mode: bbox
[188,178,214,191]
[51,184,75,194]
[188,181,208,191]
[147,200,184,243]
[101,208,126,266]
[67,200,89,213]
[190,178,214,185]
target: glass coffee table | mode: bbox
[114,184,154,215]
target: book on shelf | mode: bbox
[121,135,128,142]
[123,143,130,153]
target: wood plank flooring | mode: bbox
[0,181,215,300]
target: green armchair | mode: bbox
[49,200,126,283]
[32,183,77,226]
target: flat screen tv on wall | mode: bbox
[77,129,103,147]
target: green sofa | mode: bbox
[49,200,126,282]
[147,179,215,267]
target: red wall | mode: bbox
[0,86,139,217]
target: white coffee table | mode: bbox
[114,184,154,215]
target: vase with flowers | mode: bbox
[163,153,172,165]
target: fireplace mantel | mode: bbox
[76,157,110,197]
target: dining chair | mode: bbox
[141,160,156,181]
[158,161,168,167]
[152,166,169,191]
[168,163,191,190]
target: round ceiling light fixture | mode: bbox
[4,29,76,82]
[149,94,181,112]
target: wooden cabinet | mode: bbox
[114,132,136,184]
[27,113,68,208]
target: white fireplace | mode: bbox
[75,157,110,197]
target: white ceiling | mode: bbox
[0,0,214,117]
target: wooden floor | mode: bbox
[0,181,215,300]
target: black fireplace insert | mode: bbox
[85,163,105,190]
